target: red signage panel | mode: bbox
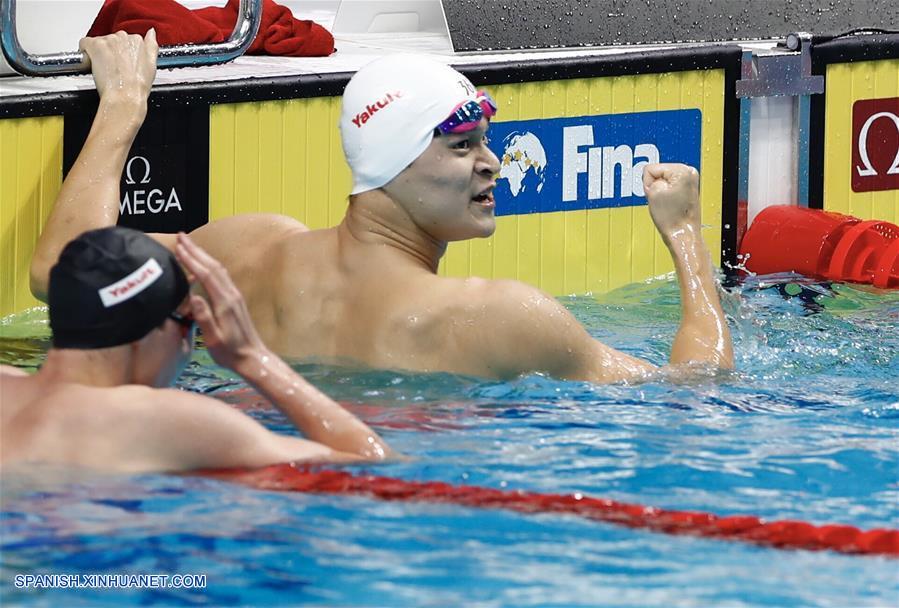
[852,97,899,193]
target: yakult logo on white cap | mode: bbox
[98,258,164,308]
[351,91,404,128]
[340,54,484,194]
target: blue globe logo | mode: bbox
[498,131,547,197]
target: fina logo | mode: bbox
[498,130,659,200]
[562,126,659,201]
[120,156,183,215]
[490,109,701,215]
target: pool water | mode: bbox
[1,277,897,607]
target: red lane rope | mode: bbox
[203,464,899,558]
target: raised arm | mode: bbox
[643,164,733,369]
[468,164,733,383]
[175,232,394,461]
[30,31,159,301]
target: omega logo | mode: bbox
[120,155,183,215]
[125,155,152,184]
[856,112,899,177]
[852,97,899,193]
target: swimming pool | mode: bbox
[1,276,897,607]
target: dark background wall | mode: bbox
[443,0,899,51]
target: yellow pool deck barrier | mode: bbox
[2,10,898,318]
[819,58,899,223]
[0,115,62,316]
[1,43,741,318]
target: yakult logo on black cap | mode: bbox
[352,91,404,128]
[98,258,163,307]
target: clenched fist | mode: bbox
[642,163,701,239]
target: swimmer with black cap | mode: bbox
[31,32,733,383]
[1,225,395,472]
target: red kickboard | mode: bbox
[740,205,899,288]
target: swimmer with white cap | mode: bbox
[32,33,733,383]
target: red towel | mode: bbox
[87,0,335,57]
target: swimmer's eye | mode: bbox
[449,133,489,151]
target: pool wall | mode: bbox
[0,45,740,316]
[810,37,899,223]
[0,114,61,316]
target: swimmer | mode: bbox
[1,227,394,472]
[30,32,733,383]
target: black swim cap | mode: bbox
[49,227,189,349]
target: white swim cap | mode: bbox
[340,54,481,195]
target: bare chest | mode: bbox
[265,277,460,371]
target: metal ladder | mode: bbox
[0,0,263,76]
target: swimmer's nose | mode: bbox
[477,145,501,176]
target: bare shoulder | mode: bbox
[437,277,590,378]
[188,214,309,261]
[0,365,29,378]
[54,384,183,414]
[9,384,270,472]
[109,385,228,414]
[187,215,323,322]
[0,367,33,416]
[195,213,309,238]
[450,277,566,318]
[146,214,308,254]
[55,385,257,445]
[440,277,655,382]
[37,384,214,420]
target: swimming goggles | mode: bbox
[168,311,197,340]
[435,91,497,135]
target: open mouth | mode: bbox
[472,188,495,207]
